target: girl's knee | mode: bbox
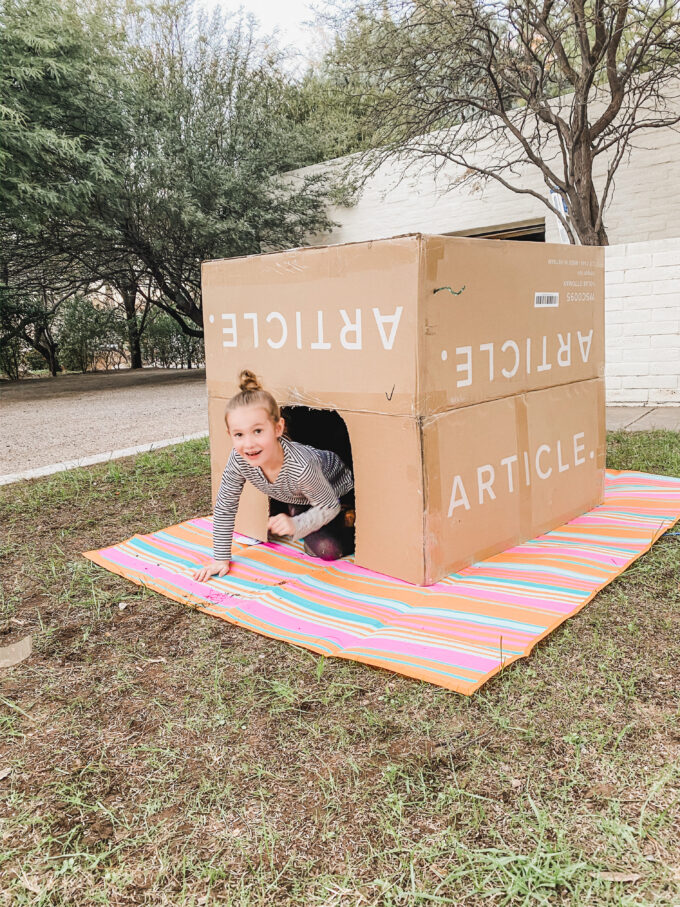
[304,537,343,561]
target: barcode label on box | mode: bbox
[534,292,559,308]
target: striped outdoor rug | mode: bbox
[85,469,680,695]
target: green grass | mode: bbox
[0,432,679,905]
[606,430,680,476]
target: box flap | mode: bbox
[343,411,425,585]
[423,379,605,583]
[419,236,605,415]
[202,235,421,416]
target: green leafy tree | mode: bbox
[0,0,125,227]
[0,0,129,373]
[0,333,23,380]
[0,285,68,376]
[279,62,377,162]
[86,1,340,334]
[140,309,204,369]
[1,0,344,375]
[58,296,127,373]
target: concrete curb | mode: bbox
[0,432,209,487]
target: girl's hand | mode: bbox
[267,514,296,537]
[192,559,230,582]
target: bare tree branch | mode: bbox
[329,0,680,244]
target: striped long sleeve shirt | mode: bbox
[213,436,354,561]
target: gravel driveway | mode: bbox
[1,369,208,482]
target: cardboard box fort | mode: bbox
[201,233,606,586]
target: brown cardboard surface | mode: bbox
[424,395,523,579]
[202,234,604,419]
[202,234,606,585]
[202,236,420,416]
[524,379,606,534]
[423,379,606,583]
[208,395,229,503]
[209,380,604,585]
[343,412,425,584]
[419,237,605,414]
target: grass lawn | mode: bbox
[1,432,679,906]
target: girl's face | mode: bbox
[227,405,284,467]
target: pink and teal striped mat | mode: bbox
[85,470,680,695]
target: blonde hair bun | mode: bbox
[238,369,262,393]
[225,369,280,428]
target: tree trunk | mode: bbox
[568,140,610,246]
[569,195,610,245]
[48,347,60,377]
[121,280,143,369]
[25,331,60,375]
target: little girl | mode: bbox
[193,370,355,582]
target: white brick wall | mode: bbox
[605,239,680,405]
[303,110,680,247]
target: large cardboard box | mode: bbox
[202,234,606,585]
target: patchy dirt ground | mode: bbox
[0,434,679,905]
[0,369,207,478]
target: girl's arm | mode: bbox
[212,454,246,560]
[289,462,342,538]
[193,453,245,581]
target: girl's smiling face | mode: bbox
[227,405,284,468]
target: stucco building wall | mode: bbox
[308,119,680,248]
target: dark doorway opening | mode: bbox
[281,406,353,472]
[447,221,546,242]
[268,406,354,519]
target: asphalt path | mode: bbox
[1,369,208,483]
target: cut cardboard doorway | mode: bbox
[268,406,354,519]
[208,398,425,584]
